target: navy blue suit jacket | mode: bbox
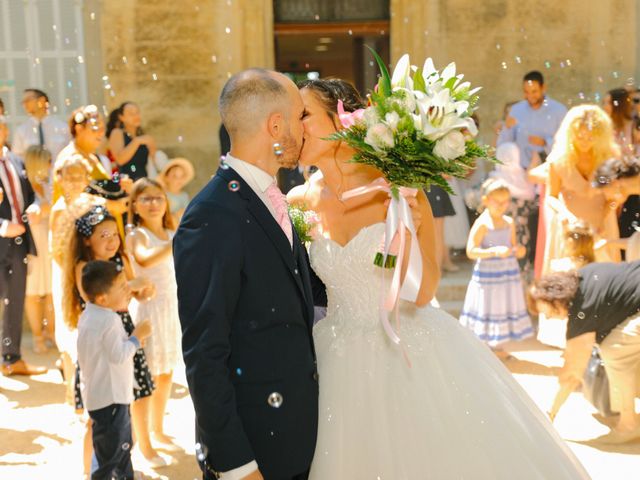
[174,166,322,478]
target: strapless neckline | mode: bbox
[317,222,385,250]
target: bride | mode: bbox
[288,78,590,479]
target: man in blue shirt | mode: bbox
[497,71,567,274]
[498,71,567,167]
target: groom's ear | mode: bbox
[267,111,283,139]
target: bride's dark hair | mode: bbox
[298,79,366,126]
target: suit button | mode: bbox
[294,268,299,274]
[312,372,319,381]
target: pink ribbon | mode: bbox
[342,178,423,363]
[337,100,365,128]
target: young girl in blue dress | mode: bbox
[460,178,533,357]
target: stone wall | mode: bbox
[94,0,274,193]
[391,0,640,143]
[93,0,639,191]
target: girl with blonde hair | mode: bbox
[23,146,54,353]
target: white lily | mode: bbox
[391,54,413,89]
[417,89,478,141]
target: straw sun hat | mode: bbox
[157,157,194,186]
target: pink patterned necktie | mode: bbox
[266,182,293,247]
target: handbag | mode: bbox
[582,345,617,417]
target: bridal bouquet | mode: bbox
[330,49,489,193]
[331,50,491,356]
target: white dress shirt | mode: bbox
[0,146,25,236]
[77,302,140,411]
[12,115,71,160]
[224,154,278,220]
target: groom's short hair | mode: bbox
[219,68,289,138]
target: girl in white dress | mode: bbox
[128,177,182,451]
[289,78,590,479]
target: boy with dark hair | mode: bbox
[77,260,151,479]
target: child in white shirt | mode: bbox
[77,260,151,480]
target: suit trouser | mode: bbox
[89,403,134,480]
[599,311,640,413]
[0,237,28,363]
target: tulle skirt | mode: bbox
[309,303,589,480]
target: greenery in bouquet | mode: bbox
[330,48,493,194]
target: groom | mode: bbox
[174,69,324,480]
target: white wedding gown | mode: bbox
[308,223,589,480]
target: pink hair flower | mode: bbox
[337,99,365,128]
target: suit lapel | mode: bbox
[218,167,308,305]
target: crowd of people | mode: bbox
[0,67,640,479]
[0,89,195,477]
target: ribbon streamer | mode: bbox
[342,178,423,358]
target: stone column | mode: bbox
[97,0,274,193]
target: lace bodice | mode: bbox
[310,223,387,324]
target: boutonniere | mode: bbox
[288,205,320,244]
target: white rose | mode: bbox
[433,130,466,160]
[363,107,380,128]
[384,111,400,131]
[365,123,395,151]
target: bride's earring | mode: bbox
[273,142,283,157]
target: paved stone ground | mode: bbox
[2,260,639,479]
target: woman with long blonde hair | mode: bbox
[544,104,624,272]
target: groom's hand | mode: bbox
[241,470,264,480]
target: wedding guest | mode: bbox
[54,105,111,203]
[426,186,458,272]
[544,105,624,272]
[77,260,151,480]
[498,71,567,166]
[460,179,532,358]
[157,157,194,224]
[490,142,537,280]
[498,71,567,272]
[107,102,157,181]
[492,100,517,147]
[602,88,640,246]
[0,116,46,376]
[530,261,640,443]
[128,178,181,452]
[23,146,54,353]
[603,88,639,154]
[12,89,70,161]
[64,205,160,471]
[444,177,470,261]
[50,154,94,406]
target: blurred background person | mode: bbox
[602,87,640,251]
[23,145,54,353]
[156,157,194,225]
[490,142,537,281]
[0,115,46,376]
[107,102,157,181]
[12,89,70,162]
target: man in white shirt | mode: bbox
[12,89,70,161]
[77,260,151,480]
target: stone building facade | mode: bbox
[2,1,638,192]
